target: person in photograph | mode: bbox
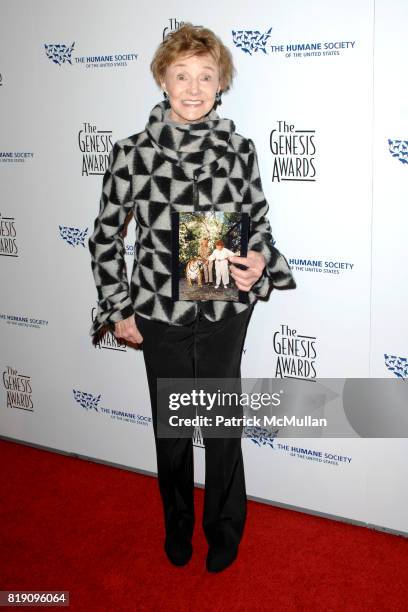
[88,23,296,573]
[198,237,213,285]
[208,239,236,289]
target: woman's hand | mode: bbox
[229,250,266,291]
[114,315,143,345]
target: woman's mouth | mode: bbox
[182,100,204,106]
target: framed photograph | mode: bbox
[171,211,250,303]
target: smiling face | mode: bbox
[160,52,221,124]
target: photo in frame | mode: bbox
[171,211,250,303]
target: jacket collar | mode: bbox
[145,99,235,174]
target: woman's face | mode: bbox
[160,53,221,124]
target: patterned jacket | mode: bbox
[88,100,296,336]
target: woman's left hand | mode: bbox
[229,250,266,291]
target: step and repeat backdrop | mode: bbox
[1,0,407,534]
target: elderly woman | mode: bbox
[88,23,296,573]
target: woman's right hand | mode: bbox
[114,315,143,345]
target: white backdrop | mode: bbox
[0,0,407,535]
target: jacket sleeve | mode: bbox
[88,141,135,337]
[244,138,296,298]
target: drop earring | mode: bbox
[215,91,222,104]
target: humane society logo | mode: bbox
[388,139,408,165]
[232,26,356,58]
[44,43,75,65]
[59,225,88,247]
[0,152,34,163]
[44,42,138,69]
[60,231,134,258]
[274,442,353,468]
[232,27,273,55]
[384,354,408,379]
[125,243,135,256]
[73,389,152,426]
[244,425,277,448]
[0,312,48,329]
[288,257,354,276]
[243,426,352,468]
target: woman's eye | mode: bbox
[176,74,185,80]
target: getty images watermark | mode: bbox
[156,378,408,439]
[166,387,326,429]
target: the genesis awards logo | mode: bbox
[3,366,33,411]
[270,121,316,182]
[384,354,408,379]
[91,307,127,352]
[44,42,138,69]
[73,389,152,427]
[163,18,186,40]
[232,27,356,59]
[78,123,113,176]
[193,426,204,449]
[273,324,317,380]
[0,213,18,257]
[388,139,408,165]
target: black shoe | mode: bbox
[206,545,238,573]
[164,531,193,567]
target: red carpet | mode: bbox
[1,438,407,611]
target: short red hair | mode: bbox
[150,23,236,92]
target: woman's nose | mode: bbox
[187,79,200,95]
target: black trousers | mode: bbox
[135,303,255,550]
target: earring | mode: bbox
[215,91,222,103]
[163,91,168,99]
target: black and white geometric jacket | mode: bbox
[88,99,296,337]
